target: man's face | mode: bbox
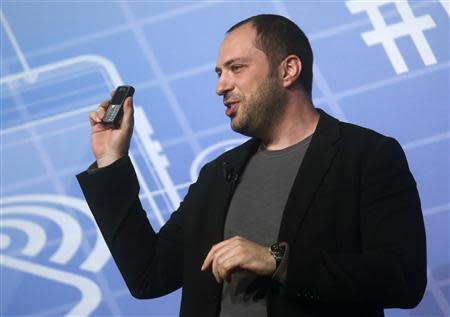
[215,23,286,137]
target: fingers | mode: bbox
[89,111,100,126]
[201,236,275,283]
[202,236,245,283]
[201,237,236,271]
[212,245,241,283]
[89,99,110,126]
[211,243,235,282]
[220,254,241,282]
[97,99,110,119]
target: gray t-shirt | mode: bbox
[219,135,312,317]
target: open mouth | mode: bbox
[225,102,239,117]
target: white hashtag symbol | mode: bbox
[440,0,449,16]
[346,0,437,74]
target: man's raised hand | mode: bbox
[88,91,134,168]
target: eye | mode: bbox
[231,64,244,73]
[216,71,222,78]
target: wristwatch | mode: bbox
[270,242,286,269]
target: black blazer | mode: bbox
[77,109,426,317]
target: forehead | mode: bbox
[216,23,263,66]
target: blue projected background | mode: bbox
[1,1,449,316]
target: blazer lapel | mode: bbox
[198,138,261,304]
[278,109,341,243]
[202,138,261,246]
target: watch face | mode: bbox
[270,243,283,251]
[270,243,286,260]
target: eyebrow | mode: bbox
[215,57,249,74]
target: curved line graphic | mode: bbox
[0,54,123,87]
[2,205,82,265]
[0,234,12,249]
[190,138,246,181]
[2,195,110,272]
[1,219,47,256]
[0,254,101,317]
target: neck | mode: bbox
[262,92,319,151]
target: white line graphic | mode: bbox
[440,0,450,15]
[1,254,102,317]
[0,54,120,86]
[117,1,202,155]
[2,195,109,271]
[134,106,181,214]
[1,219,46,256]
[0,9,37,83]
[1,48,181,315]
[190,139,246,182]
[3,205,82,264]
[403,131,450,150]
[423,203,450,217]
[2,53,181,225]
[0,194,110,316]
[427,268,450,315]
[346,0,437,74]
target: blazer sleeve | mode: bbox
[283,137,427,308]
[76,156,210,299]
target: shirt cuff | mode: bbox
[272,242,289,284]
[86,156,129,175]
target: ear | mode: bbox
[279,55,302,88]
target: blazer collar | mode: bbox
[220,137,260,179]
[221,108,340,180]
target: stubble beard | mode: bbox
[230,73,286,139]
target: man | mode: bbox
[77,14,426,317]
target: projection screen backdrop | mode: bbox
[1,1,449,316]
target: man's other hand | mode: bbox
[201,236,276,283]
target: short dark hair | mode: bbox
[227,14,313,96]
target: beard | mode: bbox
[230,73,286,138]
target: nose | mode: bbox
[215,72,233,96]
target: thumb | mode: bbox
[121,96,134,131]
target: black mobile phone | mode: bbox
[102,85,135,128]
